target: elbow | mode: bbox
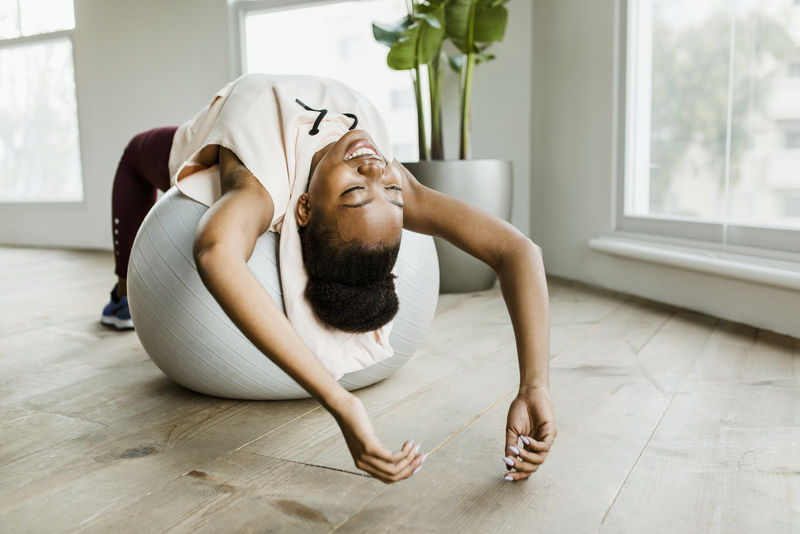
[520,237,543,263]
[496,235,542,273]
[193,235,225,277]
[193,235,250,280]
[193,243,215,278]
[193,233,211,264]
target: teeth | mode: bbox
[345,146,378,160]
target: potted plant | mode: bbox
[373,0,513,293]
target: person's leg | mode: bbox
[111,126,178,296]
[104,126,177,329]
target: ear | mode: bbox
[295,193,312,227]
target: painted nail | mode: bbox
[520,436,530,446]
[413,464,422,475]
[414,443,421,455]
[504,475,514,481]
[503,456,515,467]
[509,445,520,455]
[421,453,428,464]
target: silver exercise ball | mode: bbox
[127,187,439,400]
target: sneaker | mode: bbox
[101,284,134,330]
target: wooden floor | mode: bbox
[1,246,799,533]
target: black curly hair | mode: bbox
[298,219,401,333]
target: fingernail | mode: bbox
[413,465,422,475]
[421,453,428,463]
[503,456,515,467]
[414,443,421,455]
[509,445,520,455]
[520,436,530,446]
[504,475,514,481]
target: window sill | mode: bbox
[588,232,800,291]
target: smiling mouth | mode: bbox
[344,139,381,161]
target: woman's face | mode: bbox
[298,129,404,245]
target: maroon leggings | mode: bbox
[112,126,178,278]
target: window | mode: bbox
[234,0,418,161]
[390,88,414,110]
[0,0,82,203]
[624,0,800,251]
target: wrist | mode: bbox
[319,386,355,417]
[518,382,549,394]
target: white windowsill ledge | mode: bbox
[589,234,800,292]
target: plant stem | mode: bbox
[428,54,444,160]
[414,63,429,160]
[460,0,478,160]
[460,52,475,160]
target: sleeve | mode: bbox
[203,77,292,226]
[170,75,291,231]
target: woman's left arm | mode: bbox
[398,161,556,481]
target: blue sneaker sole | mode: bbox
[101,315,134,330]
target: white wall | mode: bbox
[0,0,232,249]
[530,0,617,261]
[530,0,800,339]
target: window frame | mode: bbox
[616,0,800,257]
[0,17,83,206]
[230,0,351,78]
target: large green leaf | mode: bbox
[386,17,445,71]
[372,16,411,47]
[445,0,472,53]
[474,2,508,43]
[446,0,509,53]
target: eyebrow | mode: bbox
[341,199,404,208]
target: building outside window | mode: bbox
[235,0,418,162]
[0,0,82,202]
[625,0,800,248]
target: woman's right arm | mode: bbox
[193,147,347,412]
[192,147,423,483]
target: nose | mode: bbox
[357,159,385,179]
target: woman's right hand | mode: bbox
[330,393,426,484]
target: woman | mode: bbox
[103,74,555,484]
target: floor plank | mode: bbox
[72,451,385,534]
[0,397,320,524]
[600,323,800,533]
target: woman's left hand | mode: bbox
[503,386,556,481]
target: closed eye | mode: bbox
[341,186,365,196]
